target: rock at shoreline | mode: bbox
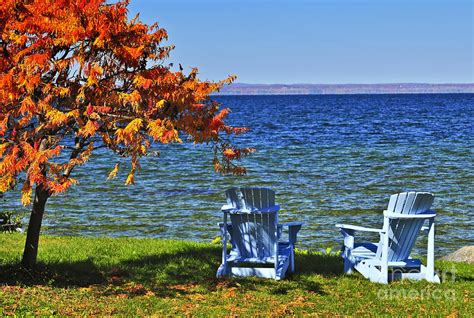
[441,246,474,264]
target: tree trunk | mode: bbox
[21,184,50,269]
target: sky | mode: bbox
[128,0,473,84]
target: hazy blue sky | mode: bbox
[128,0,473,84]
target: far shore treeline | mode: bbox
[216,83,474,95]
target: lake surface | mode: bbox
[2,94,473,255]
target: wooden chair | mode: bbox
[336,192,440,284]
[216,187,303,280]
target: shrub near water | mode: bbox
[0,211,22,233]
[0,234,472,316]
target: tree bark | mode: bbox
[20,137,84,269]
[21,184,50,269]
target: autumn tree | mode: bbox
[0,0,252,268]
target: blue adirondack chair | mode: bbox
[336,192,440,284]
[216,187,303,280]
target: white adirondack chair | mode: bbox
[336,192,440,284]
[216,187,303,280]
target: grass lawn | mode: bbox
[0,233,472,316]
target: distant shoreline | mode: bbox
[216,83,474,95]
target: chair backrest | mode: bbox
[378,192,434,262]
[225,188,278,260]
[225,187,276,211]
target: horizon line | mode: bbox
[227,82,474,86]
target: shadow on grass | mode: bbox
[0,246,344,297]
[0,259,107,287]
[296,252,344,276]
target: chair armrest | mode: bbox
[336,224,385,251]
[335,224,385,233]
[221,205,280,213]
[278,221,303,245]
[221,205,236,212]
[280,221,304,227]
[383,210,436,219]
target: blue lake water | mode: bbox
[1,94,473,255]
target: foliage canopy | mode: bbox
[0,0,252,206]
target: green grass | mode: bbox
[0,233,472,316]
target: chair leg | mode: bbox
[290,245,295,273]
[341,229,355,274]
[379,223,389,284]
[216,263,228,278]
[343,257,353,274]
[342,245,354,274]
[426,219,439,283]
[379,266,389,284]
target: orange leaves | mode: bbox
[215,145,255,175]
[155,99,167,110]
[53,59,70,73]
[24,74,41,94]
[0,73,15,101]
[129,90,143,105]
[19,96,36,115]
[93,105,112,113]
[78,120,100,138]
[58,87,71,97]
[86,63,104,87]
[48,177,78,194]
[9,33,28,46]
[223,148,238,160]
[0,116,8,137]
[210,108,231,134]
[231,127,251,135]
[0,145,20,178]
[0,143,11,157]
[115,118,142,146]
[222,147,255,160]
[0,174,14,193]
[87,104,94,116]
[218,74,238,86]
[124,45,145,60]
[0,140,65,198]
[23,53,51,70]
[45,108,70,127]
[147,119,180,144]
[125,155,140,185]
[125,172,134,185]
[90,63,104,77]
[21,180,33,206]
[0,144,20,192]
[133,75,153,89]
[117,90,142,111]
[147,119,164,142]
[114,128,126,144]
[161,129,179,144]
[124,118,143,135]
[0,0,251,211]
[107,163,120,180]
